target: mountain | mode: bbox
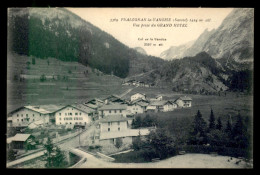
[150,52,229,93]
[8,8,164,78]
[160,8,254,68]
[160,40,194,60]
[183,28,216,58]
[134,47,147,55]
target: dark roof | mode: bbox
[104,95,124,102]
[131,98,149,104]
[149,100,173,106]
[86,98,104,105]
[99,115,129,123]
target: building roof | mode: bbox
[131,98,149,104]
[55,104,95,114]
[99,104,127,110]
[24,106,51,114]
[131,93,146,97]
[37,105,66,113]
[84,103,98,109]
[137,101,149,107]
[149,100,174,106]
[104,95,122,102]
[86,98,104,105]
[179,96,192,101]
[99,129,150,140]
[99,115,129,123]
[71,104,95,113]
[11,134,32,142]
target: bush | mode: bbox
[88,146,95,150]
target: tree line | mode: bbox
[131,110,252,161]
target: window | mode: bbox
[59,113,61,116]
[108,122,111,126]
[79,122,81,124]
[109,110,111,113]
[115,110,117,113]
[108,128,110,132]
[60,118,61,120]
[85,122,87,125]
[75,113,78,115]
[33,119,35,121]
[65,113,67,116]
[72,108,73,110]
[40,114,41,116]
[21,119,23,122]
[70,122,72,124]
[33,114,34,117]
[60,122,61,124]
[17,119,19,121]
[75,122,78,124]
[26,114,28,117]
[21,114,23,117]
[80,113,81,115]
[118,121,120,125]
[120,110,122,113]
[17,114,19,117]
[118,127,120,131]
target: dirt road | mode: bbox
[75,151,250,168]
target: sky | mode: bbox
[67,8,233,57]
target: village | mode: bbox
[6,91,192,167]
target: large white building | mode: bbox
[55,104,95,127]
[8,106,54,127]
[130,93,146,102]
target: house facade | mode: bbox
[91,115,149,154]
[162,101,177,112]
[127,103,144,114]
[98,104,128,118]
[7,134,36,150]
[8,106,52,127]
[176,96,192,108]
[130,93,146,102]
[55,104,94,127]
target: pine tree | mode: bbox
[32,57,36,65]
[216,117,222,130]
[188,110,207,145]
[225,119,232,135]
[208,109,216,131]
[194,110,207,135]
[43,137,68,168]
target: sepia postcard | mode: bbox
[6,7,253,168]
